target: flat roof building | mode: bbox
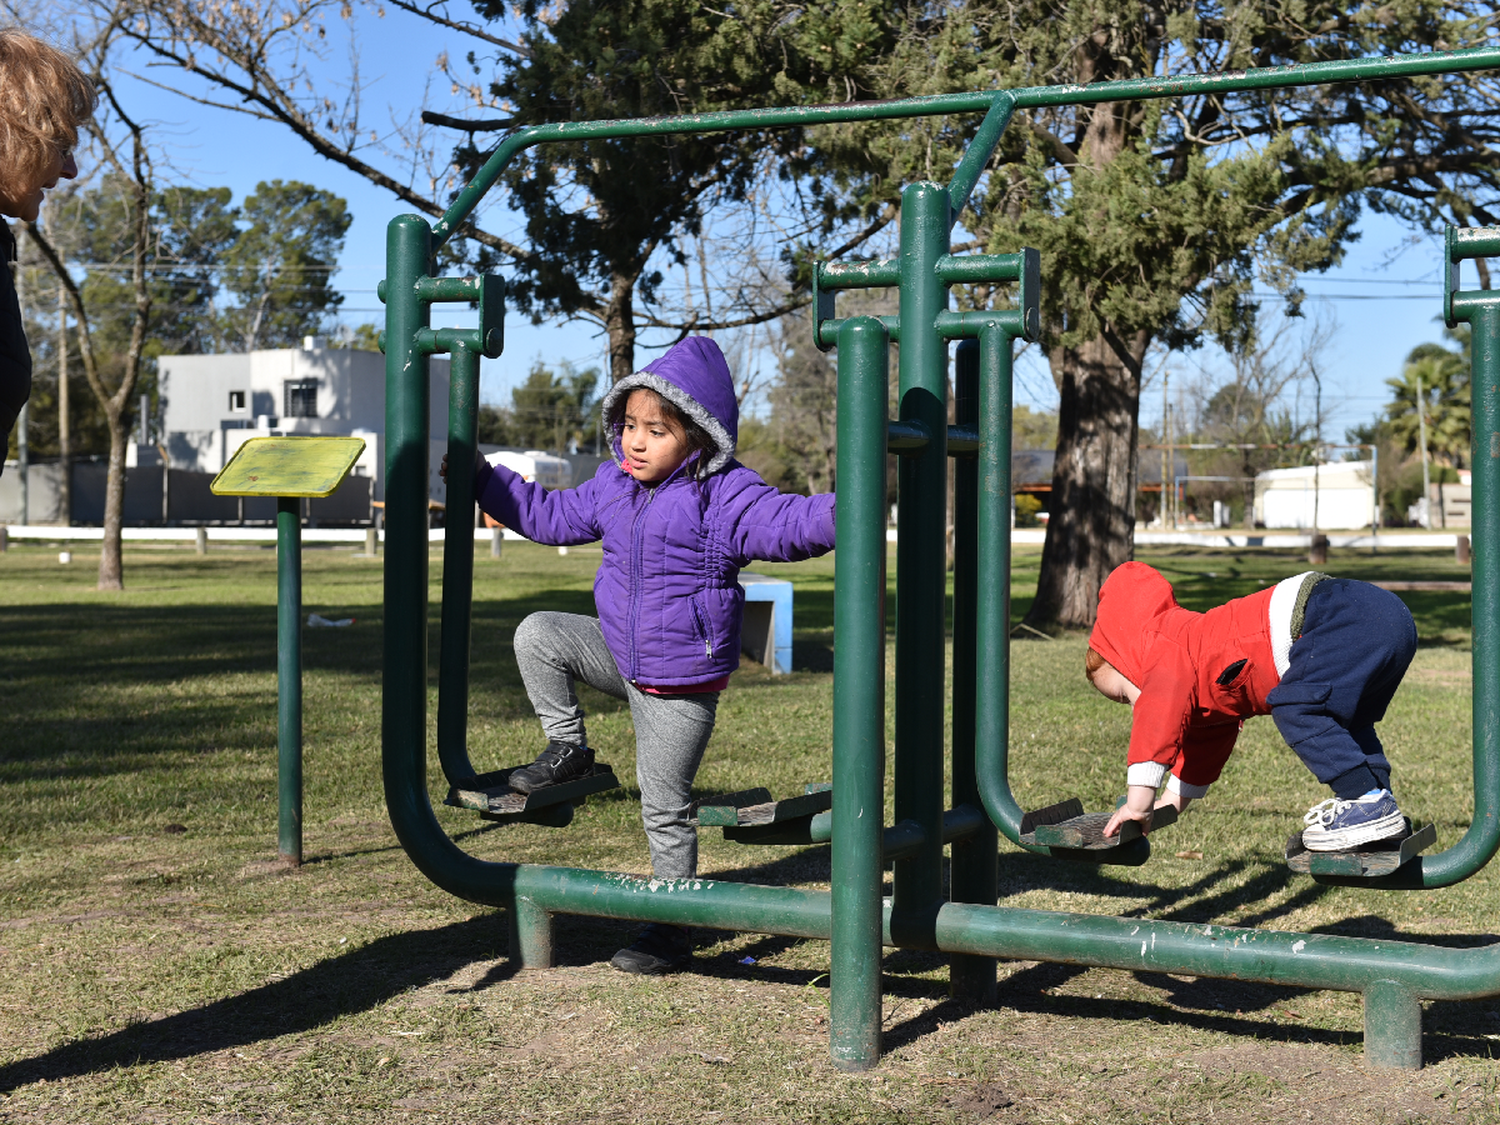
[157,337,452,504]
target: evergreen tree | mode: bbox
[220,180,350,351]
[808,0,1500,626]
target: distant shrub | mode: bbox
[1015,493,1044,527]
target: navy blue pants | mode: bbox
[1265,579,1417,800]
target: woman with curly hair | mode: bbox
[0,29,94,467]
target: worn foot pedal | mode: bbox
[445,763,620,827]
[695,783,833,845]
[1023,805,1179,849]
[1286,818,1436,878]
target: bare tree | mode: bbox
[22,12,156,590]
[1182,313,1333,529]
[112,0,878,379]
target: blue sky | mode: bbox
[97,5,1467,441]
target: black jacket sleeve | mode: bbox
[0,222,32,470]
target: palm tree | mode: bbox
[1385,346,1469,526]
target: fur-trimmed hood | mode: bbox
[600,336,737,475]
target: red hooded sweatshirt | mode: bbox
[1089,562,1282,793]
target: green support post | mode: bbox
[382,215,436,876]
[830,317,892,1070]
[890,181,951,951]
[277,496,303,865]
[1365,980,1423,1069]
[949,339,997,1003]
[509,893,554,969]
[437,343,482,784]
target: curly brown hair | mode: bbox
[0,29,95,194]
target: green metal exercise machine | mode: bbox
[380,46,1500,1070]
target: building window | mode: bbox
[283,380,318,418]
[228,390,247,413]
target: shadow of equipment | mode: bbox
[0,914,512,1093]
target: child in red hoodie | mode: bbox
[1089,562,1417,851]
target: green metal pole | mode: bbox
[1439,296,1500,887]
[891,180,951,949]
[437,342,481,784]
[276,495,303,866]
[973,321,1022,841]
[382,214,436,866]
[949,339,997,1003]
[831,317,891,1071]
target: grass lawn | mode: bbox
[1,539,1496,1124]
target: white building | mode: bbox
[1253,461,1377,530]
[156,337,451,503]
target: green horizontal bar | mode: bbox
[802,804,985,856]
[816,315,900,349]
[888,420,929,452]
[1450,226,1500,260]
[932,903,1500,1001]
[1451,292,1500,321]
[822,259,900,289]
[948,425,979,455]
[1010,45,1500,111]
[377,276,488,304]
[417,276,489,302]
[434,46,1500,250]
[936,253,1028,285]
[437,96,1011,246]
[934,309,1031,340]
[414,327,486,356]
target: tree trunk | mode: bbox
[605,270,638,383]
[1025,331,1146,630]
[97,408,129,590]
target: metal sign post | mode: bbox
[212,436,366,865]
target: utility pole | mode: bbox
[1161,372,1170,529]
[1309,362,1326,565]
[58,285,69,525]
[1416,370,1432,529]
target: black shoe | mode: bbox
[610,923,692,975]
[508,741,594,794]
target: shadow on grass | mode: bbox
[0,913,511,1093]
[884,967,1495,1066]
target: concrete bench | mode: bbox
[739,571,792,674]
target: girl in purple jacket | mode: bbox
[468,336,836,974]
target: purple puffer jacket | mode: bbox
[474,337,836,687]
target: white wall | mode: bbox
[1254,462,1376,530]
[158,344,450,503]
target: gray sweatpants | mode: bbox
[512,611,719,879]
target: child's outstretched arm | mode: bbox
[471,457,602,546]
[723,477,836,564]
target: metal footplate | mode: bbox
[1018,797,1177,862]
[693,783,833,845]
[445,764,620,827]
[1285,819,1437,878]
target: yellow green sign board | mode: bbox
[210,436,367,498]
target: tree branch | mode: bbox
[421,110,517,132]
[379,0,529,55]
[116,22,537,263]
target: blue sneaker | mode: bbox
[1301,789,1407,852]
